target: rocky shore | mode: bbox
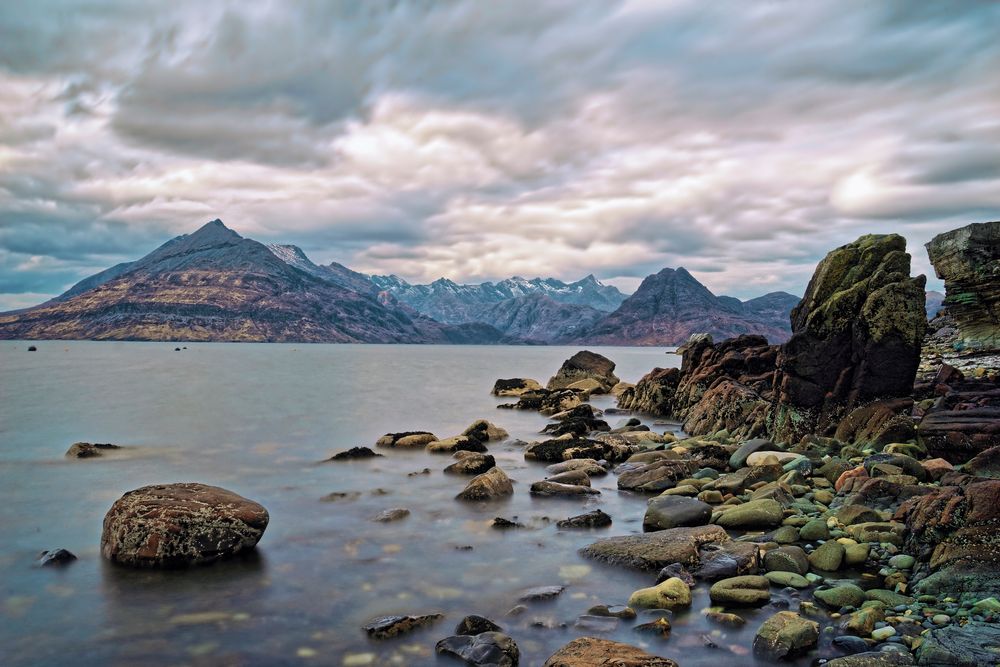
[34,221,999,665]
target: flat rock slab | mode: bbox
[580,524,729,570]
[543,636,678,667]
[100,483,269,568]
[363,613,443,639]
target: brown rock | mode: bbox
[542,637,678,667]
[100,483,269,568]
[456,467,514,501]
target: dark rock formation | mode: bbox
[326,446,382,461]
[38,548,77,566]
[65,442,122,458]
[772,234,927,440]
[925,221,999,351]
[100,483,269,568]
[556,509,612,529]
[436,632,520,667]
[363,613,443,639]
[547,350,620,393]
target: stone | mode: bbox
[492,517,523,529]
[693,541,760,581]
[463,419,509,443]
[617,367,682,416]
[925,221,1000,351]
[808,541,846,572]
[715,498,784,529]
[656,563,695,587]
[764,571,809,588]
[526,438,635,464]
[38,548,77,566]
[917,620,1000,667]
[800,519,831,541]
[729,438,781,469]
[428,436,488,454]
[492,378,542,397]
[100,483,269,568]
[643,495,713,531]
[455,615,502,635]
[627,577,691,610]
[327,446,383,461]
[518,585,564,602]
[372,508,410,522]
[557,509,612,529]
[456,467,514,501]
[753,611,819,660]
[844,543,871,566]
[542,637,678,667]
[764,545,810,575]
[888,554,915,570]
[376,431,438,448]
[814,584,866,609]
[844,606,883,636]
[587,604,636,619]
[545,470,591,486]
[825,652,914,666]
[436,632,519,667]
[838,504,882,526]
[547,351,620,393]
[633,617,672,639]
[616,458,696,493]
[746,451,801,466]
[870,627,895,641]
[445,453,497,475]
[965,445,1000,478]
[708,575,771,606]
[546,459,607,477]
[65,442,121,458]
[529,480,600,497]
[363,613,443,639]
[580,524,729,570]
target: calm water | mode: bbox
[1,342,815,666]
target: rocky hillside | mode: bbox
[577,267,798,345]
[369,274,626,324]
[0,220,506,343]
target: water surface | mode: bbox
[1,342,809,666]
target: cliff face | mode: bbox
[0,220,505,343]
[926,221,1000,351]
[578,268,796,345]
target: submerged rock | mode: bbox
[372,508,410,523]
[580,524,729,570]
[327,446,382,461]
[100,483,269,568]
[65,442,121,458]
[542,637,678,667]
[363,613,443,639]
[556,509,612,529]
[529,480,599,497]
[436,631,519,667]
[643,495,713,531]
[376,431,438,448]
[38,548,77,566]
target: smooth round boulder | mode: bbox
[100,483,269,568]
[643,495,713,532]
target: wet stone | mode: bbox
[327,446,382,461]
[38,548,77,566]
[363,613,444,639]
[556,509,612,529]
[436,631,520,667]
[517,585,564,602]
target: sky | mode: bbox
[1,1,999,311]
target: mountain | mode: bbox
[476,293,606,342]
[925,290,946,319]
[577,267,798,345]
[369,273,626,324]
[0,220,506,343]
[266,243,378,296]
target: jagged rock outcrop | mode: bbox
[618,234,928,445]
[772,234,927,440]
[926,221,1000,351]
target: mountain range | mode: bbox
[0,219,801,345]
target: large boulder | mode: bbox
[547,351,620,393]
[772,234,927,441]
[643,495,712,531]
[100,483,269,568]
[925,221,1000,351]
[436,632,519,667]
[456,467,514,501]
[542,637,678,667]
[753,611,819,661]
[580,524,729,570]
[918,384,1000,463]
[916,621,1000,666]
[492,378,543,397]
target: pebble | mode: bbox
[871,627,896,641]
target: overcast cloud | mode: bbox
[1,0,998,309]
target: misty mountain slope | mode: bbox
[369,273,627,324]
[578,267,798,345]
[476,293,606,342]
[0,220,506,343]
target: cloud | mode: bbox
[1,0,999,307]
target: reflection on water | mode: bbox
[1,342,829,665]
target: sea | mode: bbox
[1,341,817,666]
